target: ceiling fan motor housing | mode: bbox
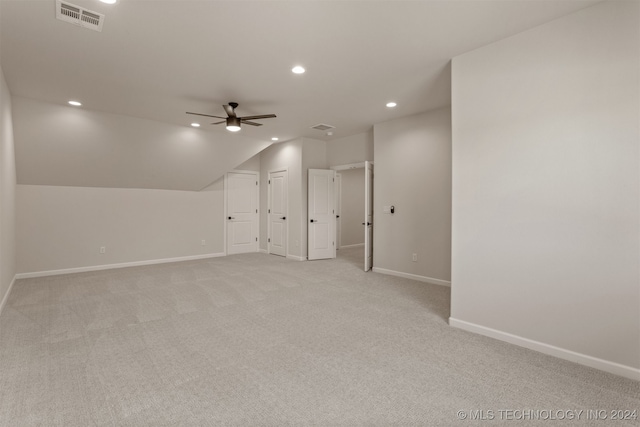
[226,117,241,128]
[186,102,275,131]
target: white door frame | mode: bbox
[335,172,342,250]
[364,161,373,271]
[267,168,289,257]
[330,162,374,270]
[224,170,259,255]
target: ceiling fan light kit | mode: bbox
[226,117,241,132]
[186,102,276,132]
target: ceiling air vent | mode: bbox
[311,124,335,131]
[56,0,105,32]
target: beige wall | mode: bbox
[12,97,271,191]
[373,108,452,283]
[0,66,17,309]
[327,131,373,167]
[338,168,365,247]
[16,185,225,274]
[450,1,639,377]
[234,154,261,172]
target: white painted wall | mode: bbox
[0,65,17,310]
[373,108,452,284]
[259,140,303,258]
[234,154,261,172]
[339,168,365,247]
[327,131,373,167]
[16,185,225,274]
[450,1,639,377]
[12,97,271,191]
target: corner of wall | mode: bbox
[0,64,17,315]
[450,0,639,373]
[372,108,452,282]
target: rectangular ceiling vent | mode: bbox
[56,0,104,32]
[311,123,335,131]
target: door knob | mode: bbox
[228,216,235,220]
[310,219,315,223]
[281,217,286,220]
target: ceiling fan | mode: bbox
[186,102,276,132]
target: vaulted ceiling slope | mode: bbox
[1,0,601,191]
[12,97,271,191]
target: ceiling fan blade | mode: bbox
[211,121,225,125]
[238,114,277,120]
[186,112,226,119]
[223,104,236,118]
[241,120,263,126]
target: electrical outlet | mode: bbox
[100,246,106,254]
[201,240,206,246]
[412,253,417,262]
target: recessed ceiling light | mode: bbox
[191,123,200,128]
[386,102,397,108]
[99,0,117,4]
[292,66,305,74]
[271,137,279,141]
[68,100,82,106]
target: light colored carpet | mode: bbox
[0,247,637,426]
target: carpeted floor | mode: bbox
[0,247,638,426]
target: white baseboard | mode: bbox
[449,317,640,381]
[15,252,226,279]
[339,243,364,249]
[286,254,306,261]
[0,275,17,317]
[372,267,451,287]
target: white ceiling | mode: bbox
[1,0,601,143]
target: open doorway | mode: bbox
[332,161,373,271]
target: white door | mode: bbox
[226,171,258,255]
[364,161,374,271]
[335,173,342,250]
[268,170,288,257]
[308,169,336,260]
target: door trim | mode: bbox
[224,170,259,256]
[364,161,373,271]
[267,168,289,257]
[335,172,342,250]
[330,162,366,171]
